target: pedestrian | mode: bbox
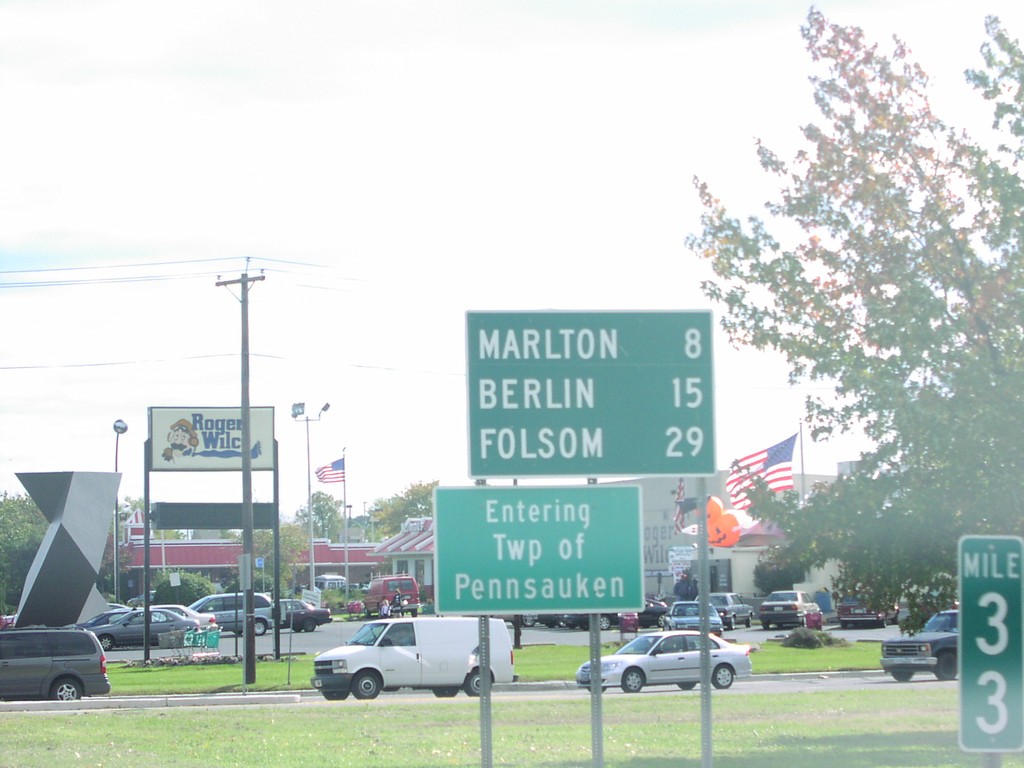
[393,590,404,617]
[379,598,391,618]
[673,573,690,602]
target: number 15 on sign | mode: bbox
[959,535,1024,753]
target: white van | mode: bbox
[314,574,347,591]
[311,617,515,700]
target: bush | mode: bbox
[151,571,216,606]
[781,627,849,649]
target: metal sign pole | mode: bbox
[479,616,493,768]
[589,613,604,767]
[696,477,713,768]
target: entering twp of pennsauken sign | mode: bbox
[466,311,715,478]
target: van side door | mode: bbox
[0,632,53,698]
[377,621,422,687]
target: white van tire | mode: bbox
[352,670,383,700]
[464,670,482,696]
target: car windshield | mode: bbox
[616,635,659,655]
[672,604,699,616]
[709,596,726,606]
[767,592,797,602]
[348,622,389,646]
[923,612,958,633]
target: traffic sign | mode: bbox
[466,311,715,477]
[959,535,1024,752]
[433,485,643,615]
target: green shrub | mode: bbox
[781,627,849,649]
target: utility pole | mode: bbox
[217,268,265,686]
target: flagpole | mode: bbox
[799,422,806,500]
[343,449,350,604]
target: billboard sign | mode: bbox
[149,407,275,471]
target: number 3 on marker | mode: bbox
[975,592,1010,735]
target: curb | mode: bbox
[0,671,887,711]
[0,692,302,713]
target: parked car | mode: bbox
[708,592,754,630]
[90,608,200,651]
[758,590,820,630]
[363,575,420,618]
[75,608,131,630]
[1,613,18,630]
[633,596,670,628]
[663,601,724,635]
[559,613,618,631]
[837,595,899,629]
[188,592,274,635]
[0,627,110,700]
[151,604,218,627]
[575,630,752,692]
[126,590,155,607]
[314,574,348,591]
[881,609,958,682]
[279,598,333,632]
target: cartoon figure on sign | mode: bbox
[163,419,200,462]
[705,495,741,548]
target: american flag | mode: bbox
[725,434,797,510]
[315,457,345,483]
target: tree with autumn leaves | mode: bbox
[688,11,1024,627]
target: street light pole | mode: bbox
[112,419,128,603]
[293,402,329,591]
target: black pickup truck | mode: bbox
[880,609,958,681]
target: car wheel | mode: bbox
[677,682,697,691]
[725,616,734,631]
[711,664,736,689]
[351,670,383,700]
[50,677,83,701]
[463,669,486,697]
[520,615,537,627]
[744,615,752,628]
[890,670,914,682]
[302,617,318,633]
[935,651,958,681]
[253,618,269,636]
[322,691,350,701]
[598,615,612,631]
[432,687,460,698]
[620,667,645,694]
[761,621,770,631]
[98,634,115,651]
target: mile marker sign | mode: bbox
[466,311,715,478]
[959,535,1024,753]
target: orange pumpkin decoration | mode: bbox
[705,495,740,547]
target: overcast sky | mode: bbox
[3,0,1022,519]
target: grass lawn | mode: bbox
[2,687,1017,767]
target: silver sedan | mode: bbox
[575,630,752,693]
[89,608,200,651]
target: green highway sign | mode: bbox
[433,485,643,615]
[466,311,715,478]
[959,535,1024,753]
